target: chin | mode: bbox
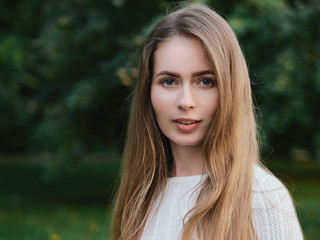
[170,138,203,147]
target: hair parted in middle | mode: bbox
[112,3,259,240]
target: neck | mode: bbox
[170,142,205,177]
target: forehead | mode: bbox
[153,36,211,75]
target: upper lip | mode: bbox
[173,118,201,124]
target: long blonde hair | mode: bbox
[112,3,258,240]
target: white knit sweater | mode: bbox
[140,165,303,240]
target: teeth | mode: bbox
[178,121,196,125]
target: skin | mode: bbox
[151,36,219,177]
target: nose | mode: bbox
[176,85,196,110]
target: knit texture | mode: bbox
[140,165,303,240]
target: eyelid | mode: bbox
[197,77,216,86]
[160,77,175,83]
[160,77,179,86]
[156,75,216,87]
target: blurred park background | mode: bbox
[0,0,319,239]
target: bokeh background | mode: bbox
[0,0,319,239]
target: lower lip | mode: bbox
[174,121,200,132]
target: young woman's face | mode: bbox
[151,36,219,148]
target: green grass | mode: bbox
[0,159,319,239]
[0,160,118,240]
[287,180,320,240]
[0,200,111,240]
[266,160,320,240]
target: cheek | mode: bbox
[199,90,219,116]
[151,87,167,118]
[210,94,219,114]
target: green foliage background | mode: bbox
[0,0,319,238]
[1,0,319,166]
[1,0,319,162]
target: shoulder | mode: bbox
[251,164,293,217]
[252,164,285,192]
[252,164,296,215]
[251,164,303,240]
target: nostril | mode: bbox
[176,89,196,110]
[177,97,196,110]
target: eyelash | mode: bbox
[160,77,216,87]
[198,78,215,87]
[161,78,177,86]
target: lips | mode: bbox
[173,118,201,131]
[175,120,199,125]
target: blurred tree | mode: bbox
[0,0,45,152]
[229,0,320,163]
[0,0,319,176]
[0,0,165,154]
[0,0,168,179]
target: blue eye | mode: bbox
[200,78,214,86]
[162,79,176,86]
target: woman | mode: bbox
[112,3,303,240]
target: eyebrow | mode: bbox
[192,70,215,77]
[155,70,215,78]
